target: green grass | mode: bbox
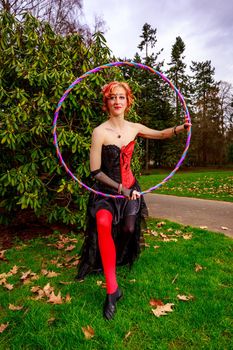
[0,221,233,350]
[139,169,233,202]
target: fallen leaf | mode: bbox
[31,286,41,293]
[21,270,32,280]
[43,283,54,297]
[46,271,60,278]
[47,291,63,304]
[9,304,23,311]
[0,272,8,279]
[48,317,56,324]
[157,221,166,227]
[82,325,95,339]
[65,293,72,303]
[4,283,14,290]
[195,264,203,272]
[221,226,228,230]
[177,294,194,301]
[0,278,7,285]
[0,250,7,261]
[153,245,160,249]
[149,299,164,307]
[0,323,9,333]
[150,230,158,237]
[10,265,18,275]
[183,234,192,240]
[152,303,174,317]
[55,243,65,250]
[71,259,80,266]
[59,281,72,285]
[129,279,136,283]
[159,232,168,238]
[65,245,76,252]
[200,226,208,230]
[32,289,45,300]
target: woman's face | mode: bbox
[107,86,127,117]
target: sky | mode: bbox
[82,0,233,85]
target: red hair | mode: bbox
[102,81,134,114]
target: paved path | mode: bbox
[145,194,233,238]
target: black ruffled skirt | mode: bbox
[76,180,148,280]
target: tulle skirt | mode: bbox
[76,180,148,280]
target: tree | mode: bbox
[0,0,100,36]
[136,23,166,170]
[190,60,224,165]
[167,36,188,119]
[0,11,114,227]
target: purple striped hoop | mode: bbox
[52,61,191,198]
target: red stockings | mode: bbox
[96,209,118,294]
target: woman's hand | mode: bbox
[121,187,141,200]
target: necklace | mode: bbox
[106,127,122,138]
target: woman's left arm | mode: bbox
[135,122,191,139]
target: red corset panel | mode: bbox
[120,140,136,188]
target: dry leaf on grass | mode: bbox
[177,294,194,301]
[153,245,160,249]
[0,323,9,333]
[195,264,204,272]
[10,265,18,275]
[200,226,208,230]
[150,230,158,237]
[96,280,106,288]
[0,278,7,285]
[46,271,60,278]
[47,291,63,304]
[152,303,174,317]
[48,317,56,324]
[65,293,72,303]
[82,325,95,339]
[149,299,164,307]
[4,283,14,290]
[9,304,23,311]
[182,234,192,240]
[157,221,166,227]
[65,245,76,252]
[0,250,7,261]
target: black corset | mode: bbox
[101,144,121,183]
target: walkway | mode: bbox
[145,194,233,238]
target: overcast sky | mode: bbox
[82,0,233,85]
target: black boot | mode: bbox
[103,287,123,320]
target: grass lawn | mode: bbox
[0,219,232,349]
[139,169,233,202]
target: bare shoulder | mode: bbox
[91,123,107,144]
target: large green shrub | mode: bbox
[0,12,142,228]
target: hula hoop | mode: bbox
[52,61,191,198]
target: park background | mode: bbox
[0,1,232,349]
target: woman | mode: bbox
[76,81,190,320]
